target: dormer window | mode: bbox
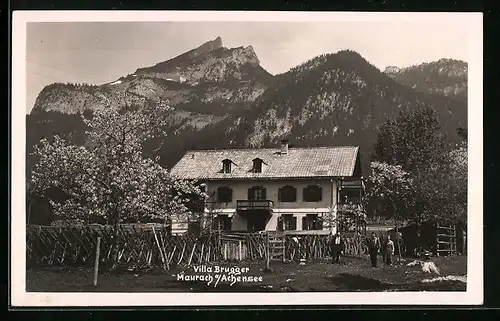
[252,158,264,173]
[222,159,232,173]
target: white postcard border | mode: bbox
[11,10,483,307]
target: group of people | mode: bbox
[367,232,395,267]
[329,232,395,267]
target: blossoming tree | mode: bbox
[29,100,204,267]
[365,161,416,261]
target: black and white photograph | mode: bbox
[11,11,483,306]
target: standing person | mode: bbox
[330,232,343,263]
[381,235,387,264]
[367,232,381,267]
[383,235,395,265]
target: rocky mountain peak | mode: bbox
[189,36,224,58]
[30,36,273,115]
[384,66,401,74]
[214,36,223,49]
[228,45,260,65]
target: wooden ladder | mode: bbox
[267,232,285,262]
[436,224,457,256]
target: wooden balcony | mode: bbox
[236,200,274,211]
[336,203,364,213]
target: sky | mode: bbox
[26,19,471,113]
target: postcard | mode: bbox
[11,10,483,307]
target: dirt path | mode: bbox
[26,255,467,292]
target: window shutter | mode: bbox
[228,189,233,202]
[248,188,253,200]
[228,217,233,231]
[292,217,297,231]
[277,216,284,231]
[278,188,282,202]
[262,188,267,200]
[318,187,323,201]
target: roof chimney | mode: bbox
[280,139,289,155]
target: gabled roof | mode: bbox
[170,146,360,180]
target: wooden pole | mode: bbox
[188,243,196,265]
[282,237,285,262]
[168,245,177,265]
[453,225,457,254]
[178,242,186,265]
[93,236,101,287]
[27,200,32,225]
[266,233,270,270]
[394,205,402,263]
[152,226,167,270]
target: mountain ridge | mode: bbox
[384,58,467,101]
[27,41,467,177]
[31,37,273,115]
[150,50,466,173]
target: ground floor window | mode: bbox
[302,214,323,231]
[213,215,232,231]
[277,214,297,231]
[187,220,201,235]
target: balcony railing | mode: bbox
[236,200,274,211]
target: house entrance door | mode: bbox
[247,212,268,232]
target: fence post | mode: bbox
[93,236,101,287]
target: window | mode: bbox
[278,214,297,231]
[222,159,232,173]
[217,186,233,203]
[278,185,297,202]
[213,215,232,231]
[248,186,266,200]
[302,214,323,231]
[252,158,264,173]
[303,185,323,202]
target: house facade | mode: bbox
[170,140,365,234]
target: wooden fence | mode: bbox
[26,225,370,270]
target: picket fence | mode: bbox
[26,225,369,270]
